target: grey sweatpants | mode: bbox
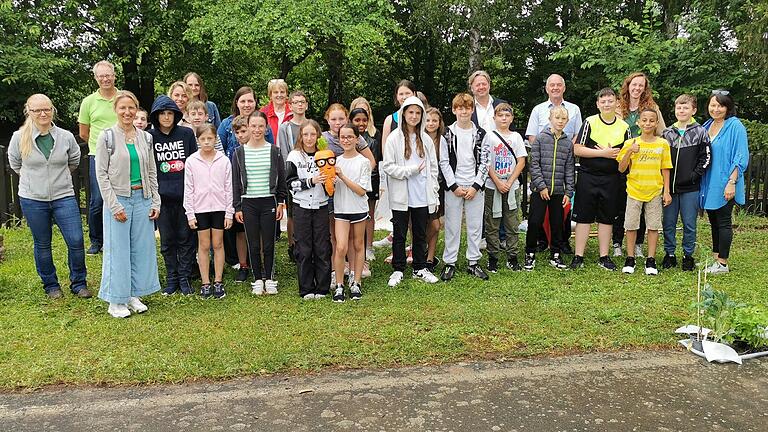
[442,188,485,265]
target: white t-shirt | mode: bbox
[454,127,476,185]
[334,153,371,214]
[485,130,528,190]
[406,134,428,208]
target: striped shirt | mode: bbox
[243,145,272,198]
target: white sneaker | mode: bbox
[705,262,729,274]
[302,293,316,300]
[613,245,623,257]
[314,294,327,300]
[366,248,375,261]
[362,261,371,278]
[388,270,404,287]
[634,244,644,258]
[265,279,278,295]
[413,268,439,284]
[251,279,265,295]
[479,238,487,250]
[127,297,148,313]
[108,303,131,318]
[372,234,393,248]
[330,271,336,288]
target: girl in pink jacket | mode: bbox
[184,124,234,299]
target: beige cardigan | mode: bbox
[95,125,160,215]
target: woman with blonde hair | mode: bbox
[168,81,193,126]
[8,94,88,299]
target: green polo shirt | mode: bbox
[78,90,118,155]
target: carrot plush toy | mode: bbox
[314,149,337,196]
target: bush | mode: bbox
[743,119,768,154]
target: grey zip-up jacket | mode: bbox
[530,128,575,198]
[8,124,80,201]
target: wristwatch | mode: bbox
[727,179,737,185]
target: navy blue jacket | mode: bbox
[149,96,198,202]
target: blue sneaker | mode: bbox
[161,284,179,296]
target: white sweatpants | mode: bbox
[442,188,485,265]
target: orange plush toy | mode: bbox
[314,149,337,196]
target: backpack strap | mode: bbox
[493,131,517,159]
[105,128,116,156]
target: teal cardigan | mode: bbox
[700,117,749,210]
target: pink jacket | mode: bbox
[183,150,234,220]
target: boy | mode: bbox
[277,91,309,263]
[571,88,631,270]
[149,95,198,295]
[660,95,711,271]
[617,109,673,275]
[525,106,575,270]
[483,103,527,272]
[229,116,252,282]
[187,100,224,151]
[439,93,491,281]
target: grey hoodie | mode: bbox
[529,128,575,197]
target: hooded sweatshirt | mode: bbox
[149,95,198,202]
[380,96,440,213]
[183,150,234,220]
[661,121,711,194]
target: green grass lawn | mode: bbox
[1,213,767,389]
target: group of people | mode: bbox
[8,61,750,318]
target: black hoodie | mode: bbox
[149,95,197,202]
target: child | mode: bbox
[617,108,672,275]
[381,96,440,287]
[278,91,310,263]
[232,111,288,294]
[439,93,490,281]
[424,107,446,272]
[332,123,372,302]
[484,103,527,272]
[149,95,198,295]
[187,100,224,151]
[134,108,149,131]
[229,115,252,283]
[286,120,332,299]
[184,124,234,298]
[660,94,711,271]
[525,106,575,270]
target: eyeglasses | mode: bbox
[315,157,336,168]
[339,135,357,141]
[711,90,730,96]
[291,100,307,105]
[96,74,114,80]
[29,108,53,114]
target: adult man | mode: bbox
[78,61,118,255]
[468,70,506,132]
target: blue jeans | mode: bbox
[20,196,87,294]
[88,156,103,248]
[662,190,699,256]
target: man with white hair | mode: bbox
[78,60,119,255]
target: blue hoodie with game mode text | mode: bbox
[149,95,198,202]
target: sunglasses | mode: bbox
[711,90,730,96]
[315,157,336,168]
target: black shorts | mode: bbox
[195,211,225,230]
[367,174,380,200]
[334,212,369,224]
[572,171,621,225]
[429,189,445,220]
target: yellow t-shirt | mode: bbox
[616,137,673,202]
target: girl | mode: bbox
[167,81,193,127]
[286,120,332,299]
[349,97,381,264]
[184,124,234,299]
[332,123,372,302]
[232,112,287,295]
[424,107,446,272]
[184,72,222,128]
[381,97,440,287]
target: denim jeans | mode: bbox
[662,190,700,256]
[88,156,103,248]
[20,196,87,294]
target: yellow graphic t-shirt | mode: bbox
[616,137,673,202]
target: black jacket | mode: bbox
[661,122,711,194]
[231,144,288,212]
[149,95,197,202]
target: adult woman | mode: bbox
[96,90,161,318]
[700,90,749,274]
[8,94,89,299]
[167,81,193,126]
[218,86,275,159]
[184,72,222,128]
[260,78,292,143]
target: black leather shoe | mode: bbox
[467,264,489,280]
[440,264,456,281]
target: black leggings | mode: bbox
[707,200,735,260]
[242,197,277,280]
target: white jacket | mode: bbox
[286,149,329,209]
[380,96,439,213]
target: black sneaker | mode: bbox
[161,284,179,296]
[549,253,567,269]
[645,257,659,275]
[179,278,194,296]
[523,253,535,271]
[598,256,617,271]
[350,282,362,300]
[467,264,490,280]
[662,254,677,269]
[506,255,521,271]
[200,283,213,298]
[235,268,249,283]
[288,244,296,263]
[622,256,636,274]
[440,264,456,281]
[488,256,499,273]
[86,244,101,256]
[682,255,695,271]
[333,284,346,303]
[570,255,585,269]
[213,281,226,299]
